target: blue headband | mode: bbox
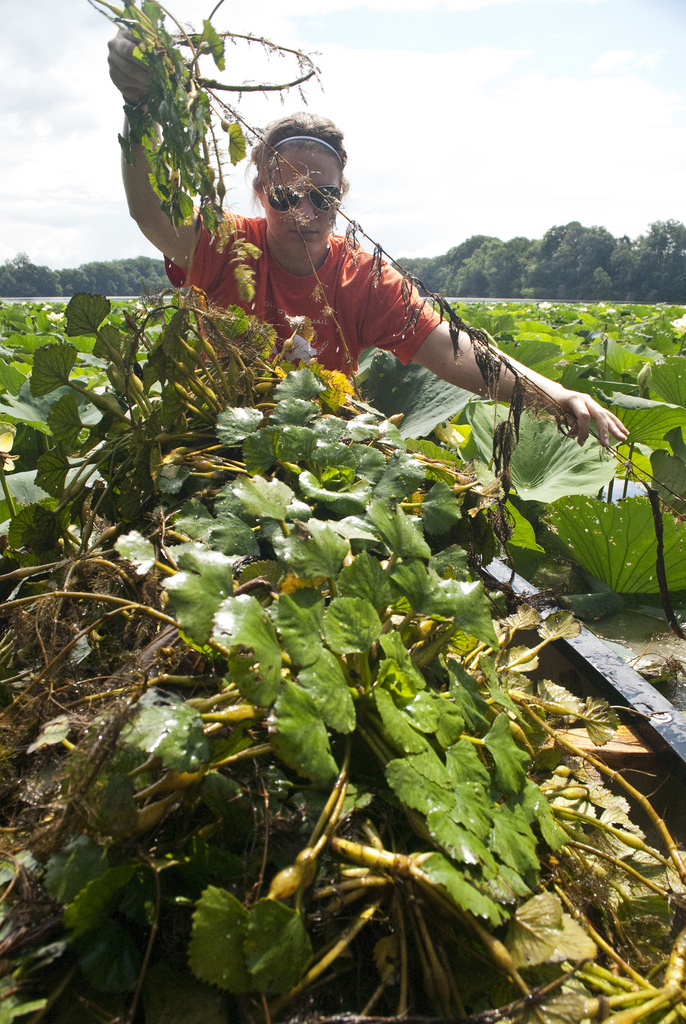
[273,135,343,165]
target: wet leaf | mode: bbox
[188,886,250,992]
[373,451,426,500]
[538,611,581,643]
[273,519,348,579]
[214,594,282,707]
[244,899,312,995]
[422,481,463,534]
[423,853,504,925]
[297,648,356,733]
[115,530,156,574]
[63,863,139,937]
[338,549,392,608]
[484,714,530,795]
[323,596,381,654]
[164,544,234,644]
[580,696,619,746]
[271,398,318,426]
[233,475,294,520]
[273,366,326,401]
[274,589,324,668]
[507,892,596,968]
[375,687,429,754]
[269,681,337,782]
[44,835,108,905]
[367,498,431,559]
[77,917,140,992]
[215,405,263,445]
[122,689,209,772]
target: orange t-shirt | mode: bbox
[166,213,441,375]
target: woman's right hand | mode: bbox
[107,28,150,105]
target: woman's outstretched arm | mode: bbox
[412,320,628,447]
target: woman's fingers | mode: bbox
[563,392,628,447]
[108,28,150,102]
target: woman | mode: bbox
[108,29,627,448]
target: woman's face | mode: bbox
[257,144,343,276]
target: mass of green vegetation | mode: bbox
[0,291,685,1023]
[0,254,168,299]
[2,1,686,1021]
[400,219,686,304]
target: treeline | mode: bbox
[400,220,686,303]
[0,254,169,298]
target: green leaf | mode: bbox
[64,293,111,336]
[422,481,463,534]
[606,394,686,448]
[227,122,247,165]
[580,696,619,746]
[244,899,312,995]
[216,405,263,445]
[164,544,234,644]
[273,519,349,579]
[297,648,356,733]
[430,544,471,581]
[276,425,318,463]
[373,451,426,500]
[26,714,71,753]
[364,349,474,438]
[142,963,229,1024]
[274,590,324,668]
[44,835,108,905]
[233,475,294,520]
[30,344,77,396]
[650,355,686,408]
[337,550,392,608]
[273,367,326,401]
[271,398,318,426]
[34,445,70,498]
[651,449,686,516]
[375,687,429,754]
[367,499,431,559]
[188,886,250,993]
[47,392,84,449]
[63,863,139,937]
[323,596,382,654]
[115,530,156,574]
[467,403,616,503]
[121,689,209,772]
[213,594,282,706]
[546,495,686,593]
[507,892,596,968]
[490,802,539,883]
[77,917,140,992]
[200,18,225,69]
[269,681,338,782]
[299,469,372,516]
[422,853,504,925]
[484,713,530,795]
[426,811,497,873]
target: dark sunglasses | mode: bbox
[268,184,342,213]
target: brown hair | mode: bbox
[250,112,349,198]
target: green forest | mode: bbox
[0,254,168,298]
[2,217,685,302]
[400,218,686,303]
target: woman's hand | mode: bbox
[108,27,150,105]
[555,389,628,447]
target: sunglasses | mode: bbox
[267,184,342,213]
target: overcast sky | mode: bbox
[1,0,685,270]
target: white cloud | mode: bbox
[0,0,684,272]
[591,49,634,72]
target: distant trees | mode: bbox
[401,220,686,303]
[0,255,169,298]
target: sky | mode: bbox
[1,0,685,270]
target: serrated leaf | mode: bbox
[213,594,282,707]
[373,450,426,500]
[30,344,77,396]
[269,681,337,782]
[273,519,349,579]
[115,530,156,574]
[273,367,326,401]
[297,648,355,733]
[484,714,531,795]
[580,696,619,746]
[323,596,381,654]
[520,990,592,1024]
[77,917,140,992]
[227,122,247,165]
[367,498,431,559]
[337,550,392,608]
[142,963,228,1024]
[507,892,596,968]
[63,863,139,936]
[538,611,581,643]
[47,392,84,449]
[375,687,429,754]
[216,405,263,445]
[188,886,250,992]
[244,899,312,995]
[26,715,71,754]
[271,398,318,426]
[422,481,463,534]
[423,853,504,925]
[274,589,324,668]
[44,835,108,905]
[299,469,372,516]
[121,689,209,772]
[64,293,111,336]
[164,544,234,645]
[233,475,294,520]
